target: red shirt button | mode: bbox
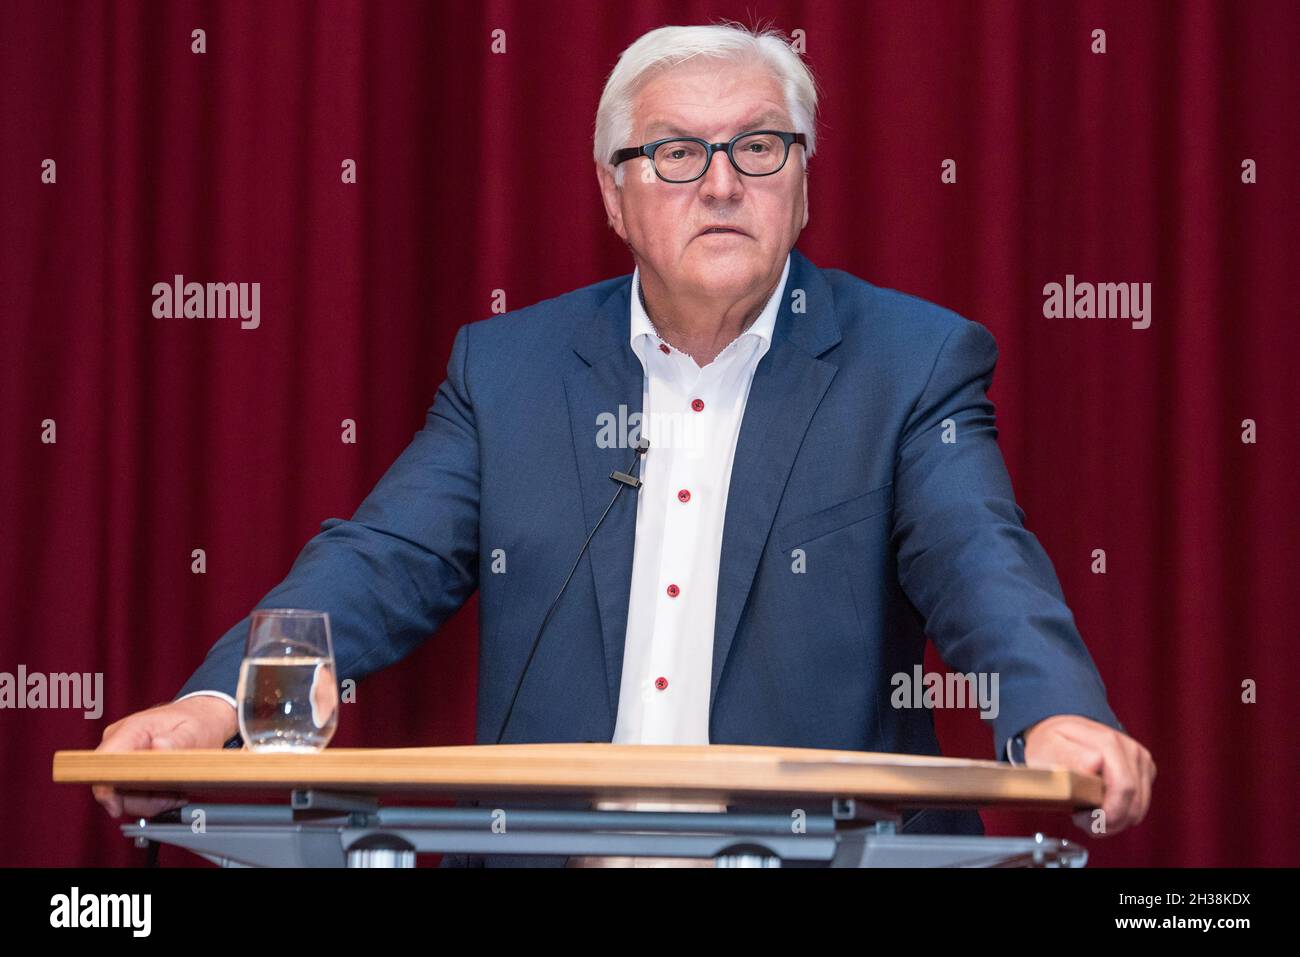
[690,398,705,412]
[659,343,670,354]
[666,583,680,597]
[655,676,668,691]
[677,489,691,503]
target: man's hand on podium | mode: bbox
[1023,714,1156,837]
[91,696,239,819]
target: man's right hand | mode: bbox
[92,696,239,819]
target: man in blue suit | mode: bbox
[94,23,1154,861]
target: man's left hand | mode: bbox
[1022,714,1156,836]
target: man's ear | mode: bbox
[595,162,626,239]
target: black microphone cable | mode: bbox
[493,438,649,745]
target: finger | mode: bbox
[1132,747,1156,823]
[93,724,151,817]
[1093,739,1141,833]
[120,792,189,819]
[1097,735,1157,829]
[97,720,157,754]
[92,784,123,818]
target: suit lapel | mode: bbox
[563,279,643,727]
[709,248,843,716]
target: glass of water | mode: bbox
[236,609,338,752]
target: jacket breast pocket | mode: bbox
[776,482,894,552]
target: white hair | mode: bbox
[594,21,819,186]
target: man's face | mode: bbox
[597,56,808,301]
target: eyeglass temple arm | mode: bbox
[610,146,648,166]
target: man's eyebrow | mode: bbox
[643,113,788,139]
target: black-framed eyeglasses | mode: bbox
[610,130,807,183]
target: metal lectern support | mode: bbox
[118,792,1087,868]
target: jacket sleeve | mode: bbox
[891,317,1124,760]
[173,323,481,708]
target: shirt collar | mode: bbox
[630,252,791,364]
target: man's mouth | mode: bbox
[698,226,747,237]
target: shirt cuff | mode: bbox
[175,689,237,711]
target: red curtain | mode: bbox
[2,0,1295,867]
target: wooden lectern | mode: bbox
[54,743,1100,867]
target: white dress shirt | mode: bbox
[180,254,793,750]
[612,253,790,745]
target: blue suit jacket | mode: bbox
[177,247,1122,856]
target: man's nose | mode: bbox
[698,147,743,199]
